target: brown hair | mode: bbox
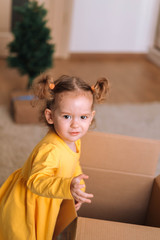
[32,74,109,127]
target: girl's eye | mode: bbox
[81,116,87,120]
[63,115,71,119]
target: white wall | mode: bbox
[0,0,12,32]
[69,0,160,53]
[0,0,13,57]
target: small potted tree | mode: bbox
[8,0,54,123]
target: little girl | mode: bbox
[0,74,109,239]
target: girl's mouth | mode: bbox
[70,132,79,136]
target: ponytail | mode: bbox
[33,74,54,101]
[92,77,109,103]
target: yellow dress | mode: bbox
[0,131,84,240]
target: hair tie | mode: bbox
[49,83,55,90]
[91,85,95,91]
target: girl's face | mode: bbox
[45,91,95,149]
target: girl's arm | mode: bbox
[27,144,73,199]
[27,173,73,199]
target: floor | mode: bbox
[0,56,160,105]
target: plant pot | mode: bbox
[11,90,40,124]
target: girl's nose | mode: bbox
[71,119,79,128]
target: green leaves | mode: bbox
[7,0,54,89]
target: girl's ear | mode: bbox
[45,108,54,124]
[91,110,96,123]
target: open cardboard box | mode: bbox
[54,131,160,239]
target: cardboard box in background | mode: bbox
[10,90,40,124]
[55,131,160,240]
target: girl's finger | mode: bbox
[72,191,89,203]
[78,196,92,204]
[75,202,81,207]
[75,191,93,203]
[79,184,85,189]
[75,202,82,211]
[77,174,89,181]
[77,189,94,199]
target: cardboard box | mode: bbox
[10,90,40,124]
[64,216,160,240]
[54,131,160,239]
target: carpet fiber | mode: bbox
[94,102,160,139]
[0,102,160,185]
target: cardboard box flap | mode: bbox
[79,168,153,225]
[73,217,160,240]
[146,175,160,227]
[53,200,77,238]
[81,131,160,176]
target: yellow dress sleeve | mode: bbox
[27,144,73,199]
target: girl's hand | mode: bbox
[70,174,93,204]
[75,201,82,211]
